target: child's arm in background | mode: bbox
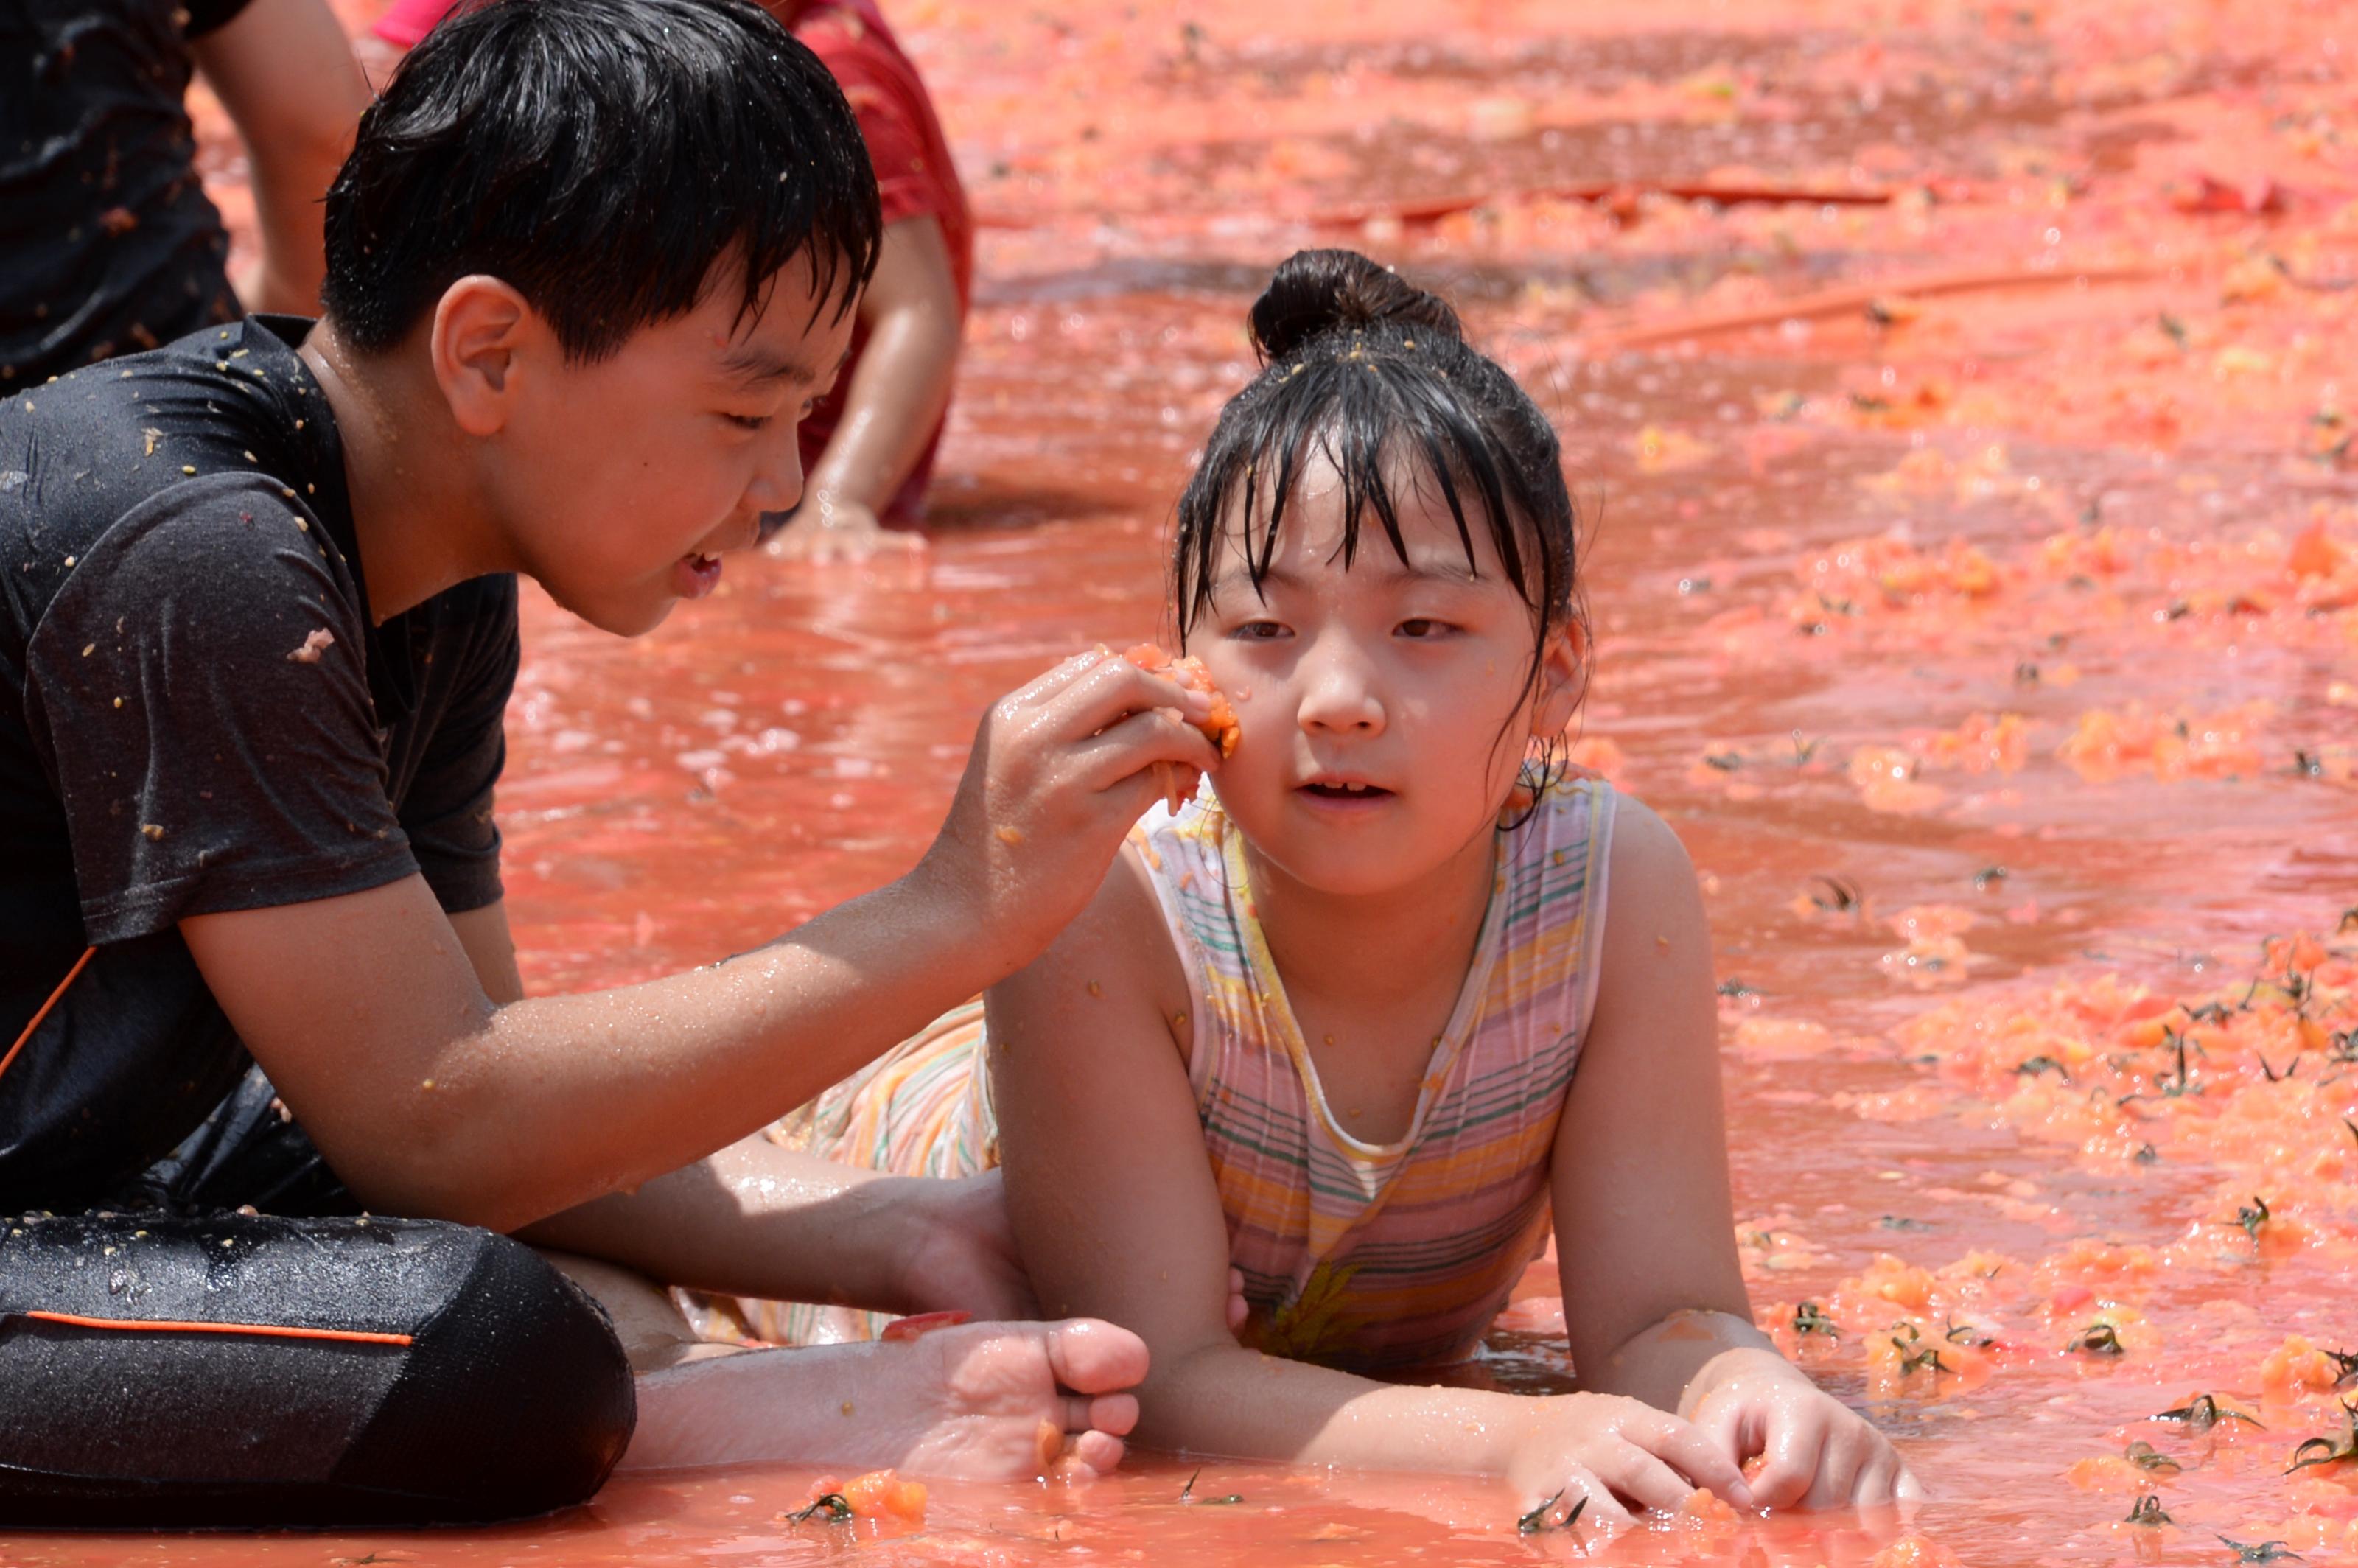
[1551,797,1918,1508]
[775,214,962,561]
[192,0,371,315]
[991,851,1754,1531]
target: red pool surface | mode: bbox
[32,0,2358,1561]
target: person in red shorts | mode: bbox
[370,0,971,561]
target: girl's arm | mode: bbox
[990,850,1752,1529]
[1550,797,1915,1508]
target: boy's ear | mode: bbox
[430,275,538,438]
[1530,619,1587,738]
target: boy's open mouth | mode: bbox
[675,551,725,600]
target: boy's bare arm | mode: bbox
[447,901,525,1003]
[191,0,372,315]
[521,1138,1033,1318]
[447,899,1030,1315]
[181,653,1218,1234]
[780,214,962,555]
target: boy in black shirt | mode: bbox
[0,0,1217,1526]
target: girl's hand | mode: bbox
[1508,1392,1756,1531]
[1684,1348,1919,1509]
[914,650,1223,979]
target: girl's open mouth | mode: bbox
[1299,780,1393,802]
[674,551,724,599]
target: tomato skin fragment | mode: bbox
[879,1309,972,1341]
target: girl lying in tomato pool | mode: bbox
[735,248,1917,1529]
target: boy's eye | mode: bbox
[1231,620,1289,640]
[1397,617,1455,639]
[723,412,772,432]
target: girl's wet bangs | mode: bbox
[1178,357,1548,634]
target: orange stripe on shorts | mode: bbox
[15,1309,413,1347]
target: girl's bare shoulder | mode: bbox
[1593,789,1709,965]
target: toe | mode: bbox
[1058,1390,1138,1438]
[1068,1429,1127,1476]
[1087,1391,1139,1436]
[1044,1319,1150,1396]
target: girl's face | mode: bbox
[1191,451,1583,898]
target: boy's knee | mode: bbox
[0,1212,635,1526]
[332,1225,637,1520]
[538,1247,727,1372]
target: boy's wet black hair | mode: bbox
[1173,250,1586,786]
[322,0,882,360]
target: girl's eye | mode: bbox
[723,413,771,432]
[1397,617,1455,639]
[1231,620,1289,641]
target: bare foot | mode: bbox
[623,1318,1147,1480]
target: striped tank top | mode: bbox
[706,777,1616,1369]
[1150,776,1615,1371]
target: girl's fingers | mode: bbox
[1694,1393,1748,1460]
[1541,1463,1632,1531]
[1806,1424,1869,1510]
[1747,1413,1827,1511]
[1598,1445,1703,1516]
[1640,1411,1757,1509]
[1851,1448,1902,1508]
[1226,1267,1249,1333]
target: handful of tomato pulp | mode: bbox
[1121,643,1240,815]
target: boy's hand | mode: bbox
[890,1169,1256,1331]
[1684,1347,1919,1509]
[889,1169,1037,1320]
[913,649,1222,979]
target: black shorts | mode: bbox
[0,1073,637,1527]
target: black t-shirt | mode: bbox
[0,0,256,388]
[0,315,519,1211]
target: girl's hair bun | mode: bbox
[1247,249,1462,363]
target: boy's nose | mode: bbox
[747,430,807,519]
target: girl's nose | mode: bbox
[1295,633,1386,735]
